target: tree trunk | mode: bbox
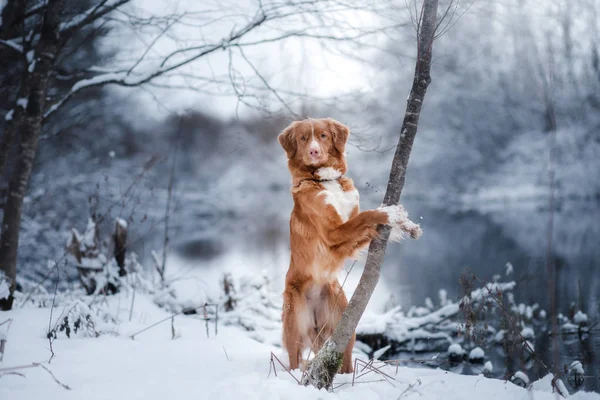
[0,0,28,178]
[302,0,439,389]
[0,0,64,311]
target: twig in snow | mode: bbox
[0,371,26,378]
[128,274,137,322]
[223,346,231,361]
[268,351,300,384]
[129,304,218,339]
[0,363,71,390]
[0,318,13,363]
[203,305,210,338]
[129,310,187,339]
[351,358,397,387]
[397,379,422,399]
[46,265,60,363]
[38,363,72,390]
[158,120,180,286]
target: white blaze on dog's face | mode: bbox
[278,118,349,169]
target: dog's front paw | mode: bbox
[378,204,423,241]
[377,204,408,225]
[404,220,423,239]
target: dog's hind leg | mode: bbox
[282,289,304,370]
[312,281,354,374]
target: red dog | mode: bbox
[278,118,422,373]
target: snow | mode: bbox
[520,327,534,340]
[425,297,434,310]
[531,374,569,397]
[484,361,493,373]
[372,344,391,360]
[504,262,513,276]
[4,109,13,121]
[570,361,585,375]
[448,343,464,355]
[80,218,97,249]
[438,289,449,306]
[356,282,515,348]
[512,371,530,385]
[80,256,104,269]
[4,293,599,400]
[16,97,28,109]
[116,217,128,229]
[468,347,484,361]
[574,310,589,324]
[0,271,9,299]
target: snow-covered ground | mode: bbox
[2,287,599,400]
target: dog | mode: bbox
[278,118,422,373]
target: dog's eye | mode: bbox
[301,136,307,141]
[321,133,327,138]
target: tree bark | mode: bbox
[302,0,439,389]
[0,0,28,178]
[0,0,64,311]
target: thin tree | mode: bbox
[302,0,442,389]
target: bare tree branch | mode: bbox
[60,0,130,38]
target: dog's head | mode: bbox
[278,118,349,181]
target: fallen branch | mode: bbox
[0,362,71,390]
[0,318,13,363]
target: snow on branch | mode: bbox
[0,39,23,53]
[357,282,516,344]
[218,273,516,353]
[43,1,403,120]
[44,9,269,120]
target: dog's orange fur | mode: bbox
[278,118,396,374]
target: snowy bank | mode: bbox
[2,291,599,400]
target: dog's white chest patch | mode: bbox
[320,181,359,222]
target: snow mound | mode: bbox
[448,343,464,355]
[521,327,535,340]
[468,347,484,362]
[574,311,589,324]
[3,295,600,400]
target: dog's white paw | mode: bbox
[377,204,423,241]
[388,226,406,243]
[377,204,408,225]
[402,220,423,239]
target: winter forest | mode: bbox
[1,0,599,398]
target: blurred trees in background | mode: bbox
[0,1,598,310]
[0,0,403,309]
[371,0,600,194]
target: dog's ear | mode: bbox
[278,122,297,159]
[326,118,350,154]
